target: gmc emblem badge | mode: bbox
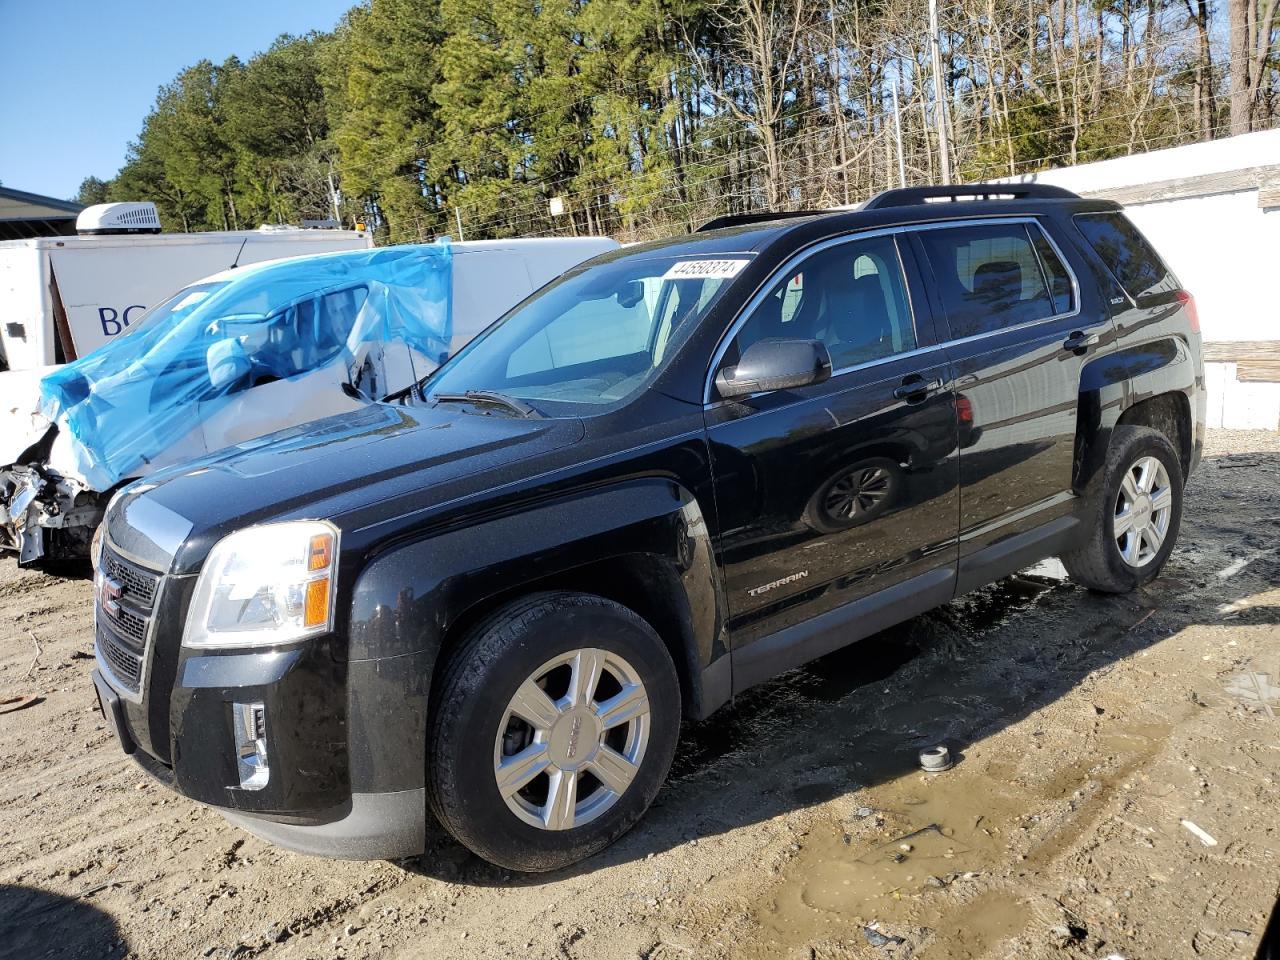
[101,576,124,619]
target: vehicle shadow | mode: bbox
[1258,897,1280,960]
[0,883,127,958]
[400,448,1280,887]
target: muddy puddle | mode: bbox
[671,570,1073,784]
[664,558,1195,958]
[744,711,1182,958]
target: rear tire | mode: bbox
[1061,425,1183,593]
[426,592,680,872]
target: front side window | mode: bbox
[1073,211,1177,301]
[270,286,369,374]
[427,253,745,413]
[726,234,916,373]
[918,221,1071,338]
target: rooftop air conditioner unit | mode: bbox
[76,202,162,236]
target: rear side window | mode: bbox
[918,222,1072,338]
[1030,230,1074,314]
[1074,211,1177,301]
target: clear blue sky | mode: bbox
[0,0,358,201]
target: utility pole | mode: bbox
[326,157,342,224]
[454,207,466,241]
[890,64,907,189]
[927,0,953,184]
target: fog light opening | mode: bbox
[233,702,269,790]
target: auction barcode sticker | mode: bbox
[662,259,750,281]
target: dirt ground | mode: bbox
[2,428,1278,960]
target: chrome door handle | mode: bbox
[1063,330,1099,354]
[893,376,943,401]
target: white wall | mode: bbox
[1012,129,1280,194]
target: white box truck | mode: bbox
[0,202,374,372]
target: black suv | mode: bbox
[91,185,1204,871]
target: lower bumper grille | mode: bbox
[97,622,143,693]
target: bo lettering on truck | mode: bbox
[98,304,147,336]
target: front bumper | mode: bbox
[96,634,433,860]
[220,789,427,860]
[93,516,434,860]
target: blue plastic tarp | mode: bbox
[39,241,452,490]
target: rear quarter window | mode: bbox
[1073,211,1177,301]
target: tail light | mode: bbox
[956,394,973,424]
[1175,290,1199,333]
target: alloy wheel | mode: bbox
[1113,455,1173,567]
[493,648,651,830]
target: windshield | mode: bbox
[425,253,749,413]
[123,281,231,337]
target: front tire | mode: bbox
[1061,425,1184,593]
[426,592,681,872]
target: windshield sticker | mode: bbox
[661,259,749,281]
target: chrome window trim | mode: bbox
[703,216,1083,405]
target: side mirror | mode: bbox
[206,338,252,393]
[715,338,832,399]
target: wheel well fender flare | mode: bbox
[346,477,726,714]
[1075,337,1194,490]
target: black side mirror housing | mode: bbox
[715,338,833,399]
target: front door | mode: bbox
[909,218,1112,585]
[705,232,961,666]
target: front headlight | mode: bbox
[182,520,340,649]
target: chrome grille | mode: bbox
[102,549,158,606]
[95,546,163,697]
[105,601,148,646]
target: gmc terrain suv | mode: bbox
[92,185,1204,871]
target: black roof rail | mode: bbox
[862,183,1079,210]
[695,209,837,232]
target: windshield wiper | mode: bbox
[431,390,542,418]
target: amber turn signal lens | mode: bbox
[308,533,333,572]
[304,578,331,627]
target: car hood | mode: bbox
[106,401,585,574]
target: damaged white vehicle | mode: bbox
[0,236,616,565]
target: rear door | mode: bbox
[909,218,1111,587]
[706,230,961,663]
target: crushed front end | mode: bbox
[0,460,102,565]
